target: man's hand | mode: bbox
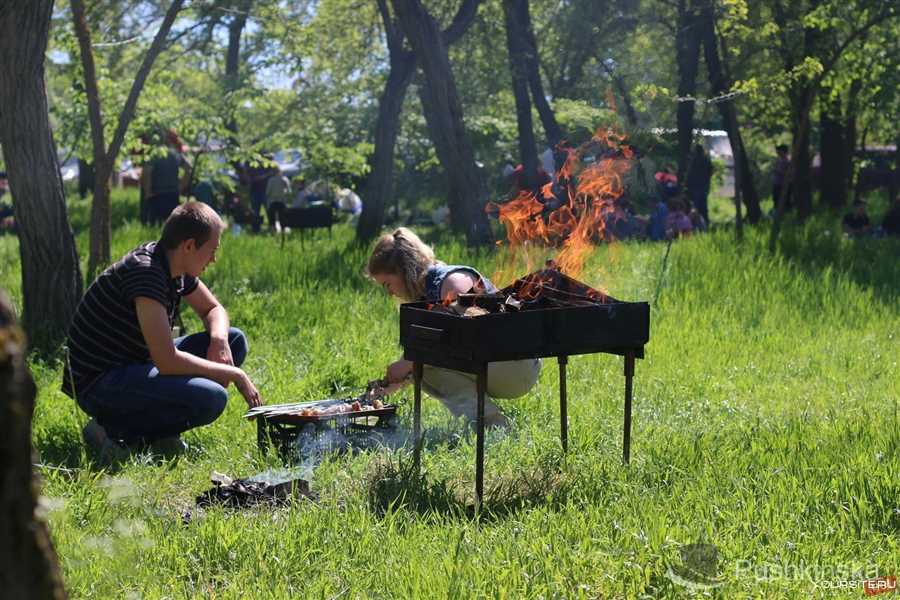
[207,336,234,365]
[234,369,262,408]
[386,359,413,384]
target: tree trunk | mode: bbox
[791,91,814,218]
[700,7,761,223]
[503,0,540,186]
[519,0,563,150]
[0,0,83,353]
[73,0,185,276]
[819,94,848,210]
[224,0,252,136]
[357,50,416,240]
[391,0,493,245]
[675,0,702,189]
[71,0,113,277]
[0,291,67,599]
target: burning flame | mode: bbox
[488,126,635,281]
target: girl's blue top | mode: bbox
[422,264,498,303]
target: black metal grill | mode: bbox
[399,268,650,508]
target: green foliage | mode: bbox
[2,190,899,596]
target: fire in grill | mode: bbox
[400,267,650,508]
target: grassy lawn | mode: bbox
[1,191,899,598]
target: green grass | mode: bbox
[2,190,899,598]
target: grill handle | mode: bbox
[409,324,445,343]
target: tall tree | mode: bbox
[71,0,185,276]
[356,1,417,241]
[0,0,83,352]
[0,291,67,598]
[503,0,541,186]
[674,0,703,188]
[391,0,493,245]
[224,0,253,137]
[700,1,762,223]
[357,0,486,241]
[768,0,897,249]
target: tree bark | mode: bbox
[503,0,540,186]
[790,90,814,218]
[675,0,702,189]
[224,0,252,136]
[819,94,849,210]
[519,0,563,150]
[700,6,761,223]
[357,0,416,241]
[0,291,67,599]
[72,0,185,276]
[391,0,493,245]
[0,0,83,353]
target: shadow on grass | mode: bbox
[777,218,900,306]
[365,445,569,522]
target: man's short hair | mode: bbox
[159,201,225,250]
[776,144,789,153]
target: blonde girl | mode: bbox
[367,227,540,428]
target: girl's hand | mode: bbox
[386,359,413,384]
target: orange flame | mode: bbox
[487,126,635,281]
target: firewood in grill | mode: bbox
[462,306,489,318]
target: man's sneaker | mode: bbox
[148,436,188,457]
[82,418,109,453]
[99,438,133,466]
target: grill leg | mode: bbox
[623,351,635,464]
[413,361,423,470]
[257,417,269,455]
[558,355,568,452]
[475,364,487,512]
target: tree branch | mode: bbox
[442,0,482,46]
[105,0,185,165]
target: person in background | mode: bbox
[265,166,292,230]
[243,156,275,233]
[655,165,679,201]
[78,159,95,199]
[772,144,791,212]
[689,207,708,233]
[336,188,363,217]
[842,200,872,237]
[292,177,310,208]
[647,199,669,241]
[366,228,541,429]
[880,194,900,237]
[143,131,191,224]
[666,197,693,238]
[686,144,713,224]
[191,179,218,213]
[64,202,261,463]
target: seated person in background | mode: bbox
[366,228,541,429]
[842,200,872,237]
[647,199,669,241]
[880,195,900,237]
[655,166,679,200]
[336,188,363,216]
[689,207,707,233]
[265,167,292,229]
[665,197,693,238]
[191,180,218,213]
[64,202,262,461]
[292,177,310,208]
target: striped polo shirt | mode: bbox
[62,241,198,399]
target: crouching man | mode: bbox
[63,201,262,460]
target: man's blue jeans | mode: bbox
[77,328,248,444]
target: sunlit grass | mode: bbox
[1,189,898,598]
